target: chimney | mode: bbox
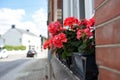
[26,29,29,32]
[11,25,15,29]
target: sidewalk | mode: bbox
[36,50,48,59]
[15,58,48,80]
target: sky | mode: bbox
[0,0,48,37]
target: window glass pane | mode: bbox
[69,0,71,16]
[79,0,85,19]
[73,0,77,17]
[92,0,95,14]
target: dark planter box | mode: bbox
[51,55,79,80]
[72,53,98,80]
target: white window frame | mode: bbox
[63,0,94,20]
[85,0,95,19]
[63,0,80,20]
[63,0,70,20]
[73,0,80,19]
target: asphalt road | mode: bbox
[0,59,30,78]
[0,53,32,79]
[0,50,48,80]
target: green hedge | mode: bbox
[4,45,26,51]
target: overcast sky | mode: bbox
[0,0,48,37]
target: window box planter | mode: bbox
[51,55,79,80]
[71,53,98,80]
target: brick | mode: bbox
[95,0,120,25]
[95,0,105,8]
[96,47,120,71]
[98,68,120,80]
[57,0,63,9]
[95,18,120,45]
[48,0,54,22]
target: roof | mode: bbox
[15,28,37,37]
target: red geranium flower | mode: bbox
[48,21,62,36]
[64,17,79,28]
[76,29,84,40]
[43,38,53,49]
[84,28,93,37]
[43,40,49,49]
[52,33,67,48]
[83,17,95,28]
[89,17,95,27]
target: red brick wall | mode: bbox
[52,0,54,21]
[47,0,54,24]
[95,0,120,80]
[57,0,62,9]
[48,0,54,24]
[57,0,63,23]
[48,0,63,23]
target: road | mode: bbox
[0,52,34,80]
[0,50,48,80]
[0,59,30,78]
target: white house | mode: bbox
[0,37,4,49]
[2,25,41,53]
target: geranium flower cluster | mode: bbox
[43,21,67,49]
[43,17,95,54]
[48,22,63,36]
[63,17,94,40]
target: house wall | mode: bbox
[0,38,4,48]
[3,29,22,46]
[56,0,63,23]
[3,27,41,53]
[48,0,63,23]
[22,34,41,53]
[48,0,54,23]
[95,0,120,80]
[48,0,63,39]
